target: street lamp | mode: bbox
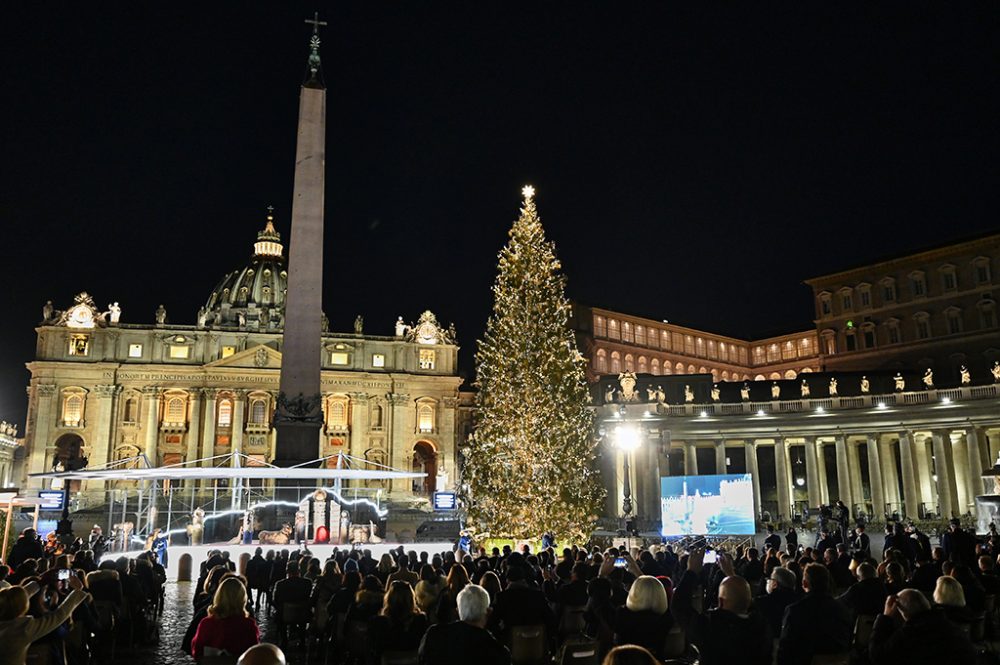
[614,425,641,529]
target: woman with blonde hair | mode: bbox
[370,581,429,659]
[375,553,395,584]
[190,577,260,661]
[933,574,974,628]
[613,575,673,657]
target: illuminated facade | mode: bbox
[570,305,821,383]
[17,218,464,507]
[597,374,1000,530]
[806,232,1000,374]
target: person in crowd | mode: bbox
[245,548,270,611]
[480,571,503,605]
[7,529,44,568]
[837,562,887,617]
[238,643,286,665]
[419,585,510,665]
[437,562,470,623]
[883,561,907,595]
[850,525,871,560]
[375,553,395,585]
[869,589,975,664]
[0,577,90,665]
[785,527,798,552]
[671,549,771,665]
[978,555,1000,595]
[272,561,313,622]
[388,556,419,587]
[613,575,672,657]
[310,559,341,632]
[754,566,798,636]
[556,562,590,609]
[932,575,974,629]
[941,518,976,567]
[370,580,429,659]
[601,645,660,665]
[489,563,557,638]
[415,564,447,616]
[763,526,781,553]
[346,575,385,624]
[191,577,260,661]
[328,569,361,619]
[776,563,852,665]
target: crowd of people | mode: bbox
[0,516,996,665]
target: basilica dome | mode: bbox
[200,211,288,331]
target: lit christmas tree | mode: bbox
[464,186,605,542]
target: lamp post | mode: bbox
[614,425,641,534]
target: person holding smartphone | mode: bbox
[0,576,91,665]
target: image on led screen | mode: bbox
[660,473,755,536]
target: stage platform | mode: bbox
[122,542,457,578]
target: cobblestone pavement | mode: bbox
[118,582,318,665]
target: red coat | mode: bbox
[190,614,260,660]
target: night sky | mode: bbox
[2,4,998,423]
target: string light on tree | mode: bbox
[462,186,605,542]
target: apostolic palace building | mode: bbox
[16,214,467,513]
[578,231,1000,532]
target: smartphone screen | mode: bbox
[58,569,70,581]
[703,550,718,564]
[614,557,627,568]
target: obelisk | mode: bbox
[274,15,328,470]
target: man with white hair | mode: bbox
[419,584,510,665]
[869,589,974,664]
[754,566,799,636]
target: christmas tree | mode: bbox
[465,186,605,542]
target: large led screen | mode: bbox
[660,473,755,536]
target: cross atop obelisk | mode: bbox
[274,17,329,470]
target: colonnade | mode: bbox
[611,424,999,525]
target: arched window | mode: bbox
[371,404,384,429]
[624,354,634,372]
[650,358,660,375]
[711,369,718,380]
[721,371,729,381]
[687,364,696,374]
[698,366,707,374]
[417,402,435,433]
[755,374,766,381]
[122,397,138,424]
[769,372,781,380]
[675,362,684,374]
[610,352,621,374]
[217,398,233,427]
[166,397,186,422]
[784,369,797,379]
[249,399,267,424]
[595,349,608,373]
[663,362,673,375]
[637,356,647,373]
[63,394,84,426]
